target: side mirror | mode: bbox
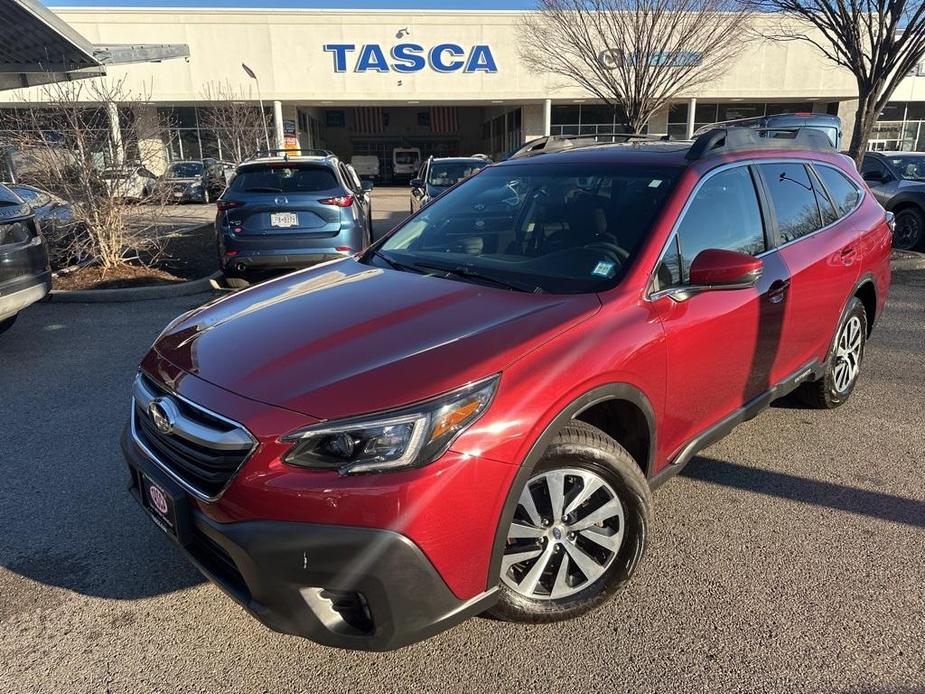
[361,180,374,192]
[862,170,886,184]
[689,248,763,289]
[410,178,424,189]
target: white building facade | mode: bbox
[5,7,924,174]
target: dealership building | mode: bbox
[5,6,925,175]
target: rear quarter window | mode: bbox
[230,165,339,193]
[814,165,862,216]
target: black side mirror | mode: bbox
[361,180,374,192]
[862,170,886,184]
[410,178,424,189]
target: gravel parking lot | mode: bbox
[1,189,923,693]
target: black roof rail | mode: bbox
[508,133,671,160]
[247,148,335,161]
[686,127,834,160]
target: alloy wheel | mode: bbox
[894,212,922,250]
[833,315,863,393]
[501,467,625,600]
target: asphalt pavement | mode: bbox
[0,189,923,693]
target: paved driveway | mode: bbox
[0,261,922,692]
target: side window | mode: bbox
[808,165,838,226]
[860,156,886,177]
[669,166,766,286]
[757,162,823,244]
[814,165,862,216]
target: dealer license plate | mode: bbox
[270,212,299,228]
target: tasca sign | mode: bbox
[323,43,498,73]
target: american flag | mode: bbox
[353,107,384,135]
[431,106,459,134]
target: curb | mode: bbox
[48,271,223,304]
[891,250,925,273]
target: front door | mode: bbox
[650,164,789,464]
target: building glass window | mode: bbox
[550,103,633,137]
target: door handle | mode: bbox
[767,279,790,304]
[840,246,857,262]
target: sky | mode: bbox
[46,0,536,8]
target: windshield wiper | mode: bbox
[369,249,425,274]
[412,261,543,293]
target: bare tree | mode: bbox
[198,81,269,164]
[1,77,168,271]
[759,0,925,163]
[520,0,754,134]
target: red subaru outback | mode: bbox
[123,128,892,651]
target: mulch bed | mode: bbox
[54,224,219,291]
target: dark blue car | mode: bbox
[216,154,374,283]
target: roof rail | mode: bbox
[508,133,671,160]
[686,127,834,160]
[247,148,334,161]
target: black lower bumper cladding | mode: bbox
[122,428,498,651]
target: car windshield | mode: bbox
[886,156,925,181]
[368,163,678,294]
[229,165,339,193]
[428,160,489,188]
[395,152,418,164]
[166,162,204,178]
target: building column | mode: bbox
[273,100,284,150]
[108,101,124,166]
[686,97,697,140]
[543,98,552,136]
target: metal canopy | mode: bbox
[0,0,189,90]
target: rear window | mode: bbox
[814,165,861,215]
[229,165,339,194]
[428,160,489,187]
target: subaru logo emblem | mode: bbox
[148,398,175,435]
[274,195,288,205]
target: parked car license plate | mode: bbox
[271,212,299,228]
[141,474,178,538]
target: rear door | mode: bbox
[754,160,863,380]
[226,163,346,237]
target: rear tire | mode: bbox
[794,297,867,409]
[488,421,651,623]
[0,314,17,335]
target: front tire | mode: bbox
[489,421,651,623]
[892,207,924,250]
[795,297,867,409]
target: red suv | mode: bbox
[123,128,892,651]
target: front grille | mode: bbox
[132,373,256,499]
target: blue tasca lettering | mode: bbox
[464,45,498,73]
[356,44,390,72]
[429,44,466,73]
[391,43,427,73]
[323,44,355,73]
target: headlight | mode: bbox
[282,375,498,474]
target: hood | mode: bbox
[162,177,200,185]
[154,259,600,420]
[897,179,925,192]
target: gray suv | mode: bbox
[216,154,374,282]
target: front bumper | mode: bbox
[122,428,498,651]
